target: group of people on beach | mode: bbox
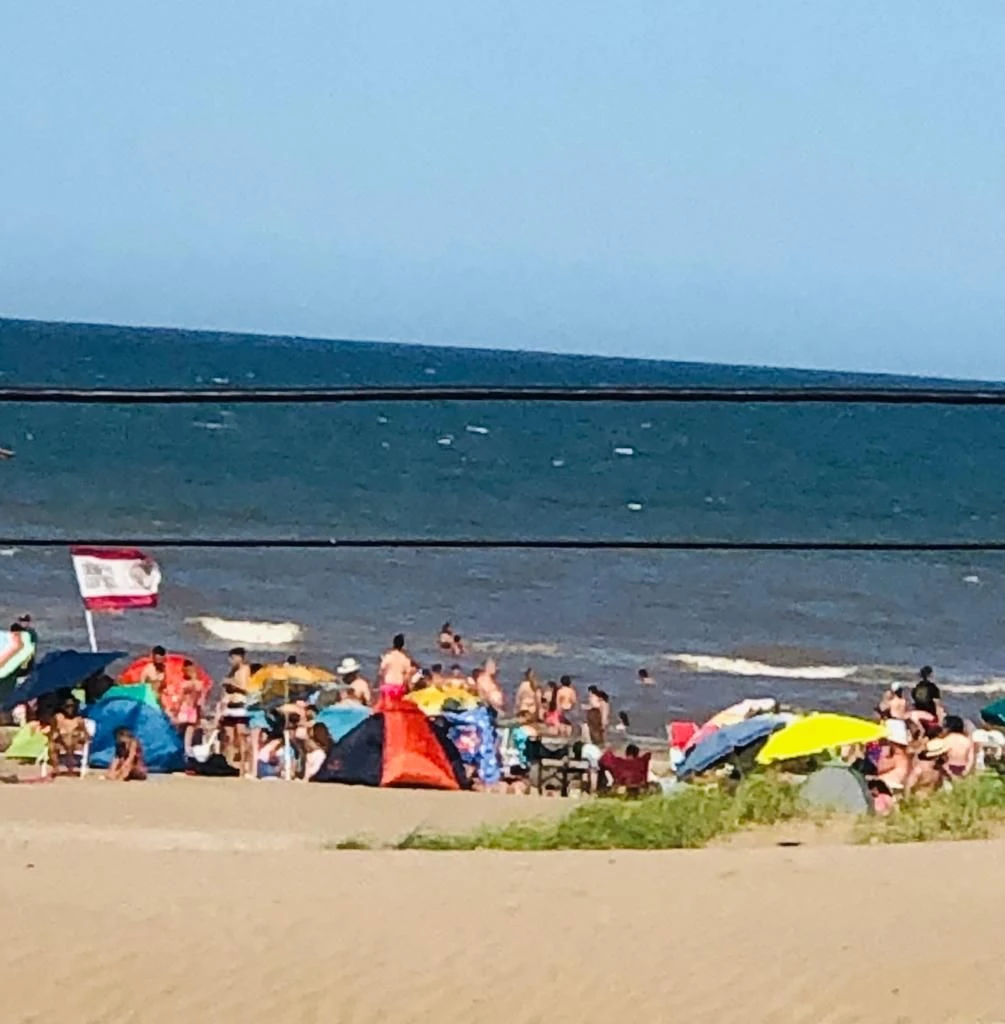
[863,666,978,809]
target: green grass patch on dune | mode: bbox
[856,773,1005,844]
[396,774,807,851]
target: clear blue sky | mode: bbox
[3,2,1005,379]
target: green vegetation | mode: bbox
[396,774,807,851]
[323,836,373,850]
[856,774,1005,844]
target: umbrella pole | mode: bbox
[284,677,292,782]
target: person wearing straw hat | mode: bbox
[337,656,371,706]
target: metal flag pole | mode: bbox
[83,607,98,653]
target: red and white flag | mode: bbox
[70,547,162,611]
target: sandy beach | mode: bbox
[0,780,999,1024]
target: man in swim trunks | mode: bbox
[379,634,412,701]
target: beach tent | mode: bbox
[981,698,1005,728]
[313,701,465,789]
[677,715,787,780]
[100,683,160,708]
[315,704,372,742]
[801,766,873,815]
[756,714,885,766]
[87,697,185,773]
[2,650,125,712]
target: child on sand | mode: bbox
[107,728,147,781]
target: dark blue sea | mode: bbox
[3,317,1005,730]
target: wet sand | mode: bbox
[1,779,1001,1023]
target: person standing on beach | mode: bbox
[220,648,252,776]
[140,646,168,703]
[515,669,541,722]
[474,666,505,713]
[379,634,411,702]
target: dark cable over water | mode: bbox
[4,538,1005,551]
[2,385,1005,404]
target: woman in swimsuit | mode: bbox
[175,659,204,756]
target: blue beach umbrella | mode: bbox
[677,715,787,780]
[2,649,125,711]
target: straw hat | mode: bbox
[337,657,362,676]
[925,738,950,759]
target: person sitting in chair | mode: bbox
[598,744,653,795]
[47,696,90,776]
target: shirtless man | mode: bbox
[878,680,909,720]
[140,646,168,703]
[941,716,976,778]
[379,634,412,701]
[337,657,372,706]
[871,719,912,792]
[474,666,505,713]
[515,670,541,722]
[557,676,577,715]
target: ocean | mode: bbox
[2,317,1004,731]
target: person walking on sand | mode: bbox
[379,634,412,702]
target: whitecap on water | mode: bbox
[381,441,391,449]
[211,377,230,385]
[377,416,389,424]
[551,458,566,468]
[614,447,634,456]
[627,502,643,511]
[424,367,437,376]
[0,548,17,557]
[640,422,652,429]
[964,575,981,584]
[466,425,489,435]
[192,421,228,431]
[437,436,454,446]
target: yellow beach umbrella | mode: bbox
[406,686,478,715]
[249,664,335,691]
[756,713,885,765]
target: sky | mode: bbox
[3,2,1005,379]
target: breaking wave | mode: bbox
[668,653,857,681]
[189,616,303,647]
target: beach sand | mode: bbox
[1,779,1001,1024]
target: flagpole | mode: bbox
[83,607,98,653]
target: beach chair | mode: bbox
[527,737,591,797]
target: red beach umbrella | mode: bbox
[120,653,213,718]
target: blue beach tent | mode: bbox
[315,703,372,742]
[87,697,185,773]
